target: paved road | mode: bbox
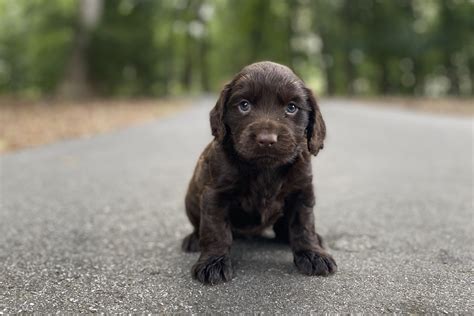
[1,98,472,313]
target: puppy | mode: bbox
[182,61,336,284]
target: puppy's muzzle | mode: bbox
[236,119,297,164]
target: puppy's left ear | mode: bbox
[304,87,326,156]
[210,83,232,142]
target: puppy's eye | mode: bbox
[238,100,251,113]
[285,102,298,114]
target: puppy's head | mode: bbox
[210,61,326,166]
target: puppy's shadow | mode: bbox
[230,234,295,274]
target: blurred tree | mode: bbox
[57,0,103,99]
[433,0,474,95]
[0,0,76,97]
[209,0,297,87]
[87,0,158,96]
[0,0,472,98]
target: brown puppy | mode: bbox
[183,61,336,285]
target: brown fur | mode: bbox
[183,61,336,285]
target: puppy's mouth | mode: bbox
[250,154,287,164]
[235,142,299,165]
[251,152,281,160]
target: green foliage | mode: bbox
[0,0,75,97]
[88,1,159,96]
[0,0,472,97]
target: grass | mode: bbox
[0,97,188,154]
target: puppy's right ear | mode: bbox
[210,83,232,142]
[304,87,326,156]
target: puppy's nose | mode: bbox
[256,132,278,146]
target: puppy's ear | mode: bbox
[210,83,232,142]
[304,87,326,156]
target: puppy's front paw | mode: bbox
[192,255,233,285]
[293,250,337,276]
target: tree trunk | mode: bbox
[446,58,460,95]
[199,38,210,92]
[182,34,193,91]
[286,0,298,69]
[342,0,355,95]
[412,58,424,96]
[196,0,210,92]
[181,0,198,91]
[345,57,355,95]
[57,0,103,99]
[379,60,390,94]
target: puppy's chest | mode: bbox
[229,174,286,232]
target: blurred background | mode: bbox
[0,0,473,152]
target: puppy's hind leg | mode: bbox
[182,231,200,252]
[182,191,201,252]
[273,213,290,243]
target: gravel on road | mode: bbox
[1,98,472,313]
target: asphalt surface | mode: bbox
[0,97,472,313]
